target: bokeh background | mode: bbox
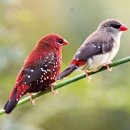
[0,0,130,130]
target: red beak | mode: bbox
[119,25,128,31]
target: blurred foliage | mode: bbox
[0,0,130,130]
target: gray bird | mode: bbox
[57,19,128,80]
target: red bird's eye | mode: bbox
[57,39,63,44]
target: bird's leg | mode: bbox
[85,70,92,81]
[29,93,35,105]
[103,62,112,71]
[106,65,112,71]
[50,82,58,95]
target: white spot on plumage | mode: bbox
[45,64,48,67]
[92,43,96,48]
[47,69,51,72]
[37,80,39,84]
[31,69,34,72]
[46,76,49,79]
[28,75,30,78]
[44,77,46,80]
[97,46,101,49]
[40,80,43,83]
[40,68,44,72]
[37,80,39,83]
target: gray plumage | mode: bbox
[57,19,128,80]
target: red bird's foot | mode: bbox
[103,62,112,72]
[50,82,58,95]
[30,93,35,105]
[85,70,92,81]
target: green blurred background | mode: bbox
[0,0,130,130]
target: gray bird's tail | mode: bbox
[57,64,77,80]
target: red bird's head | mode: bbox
[37,34,69,51]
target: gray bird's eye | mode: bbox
[110,24,121,29]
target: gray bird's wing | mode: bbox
[74,32,114,61]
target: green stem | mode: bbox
[0,56,130,116]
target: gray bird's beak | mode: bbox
[119,25,128,31]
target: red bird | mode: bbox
[4,34,69,114]
[57,19,128,80]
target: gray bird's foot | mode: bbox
[30,93,35,105]
[51,82,58,95]
[106,65,112,71]
[85,70,92,81]
[103,62,112,71]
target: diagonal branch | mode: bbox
[0,56,130,116]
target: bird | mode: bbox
[57,19,128,80]
[4,34,69,114]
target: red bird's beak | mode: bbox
[119,25,128,31]
[63,39,69,45]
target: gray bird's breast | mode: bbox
[84,38,120,71]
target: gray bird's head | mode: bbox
[97,19,128,36]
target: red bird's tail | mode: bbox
[4,88,18,114]
[4,84,28,114]
[57,64,77,80]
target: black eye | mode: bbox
[111,24,121,29]
[57,39,63,44]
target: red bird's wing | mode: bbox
[22,67,43,84]
[20,52,60,92]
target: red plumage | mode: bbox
[4,34,69,114]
